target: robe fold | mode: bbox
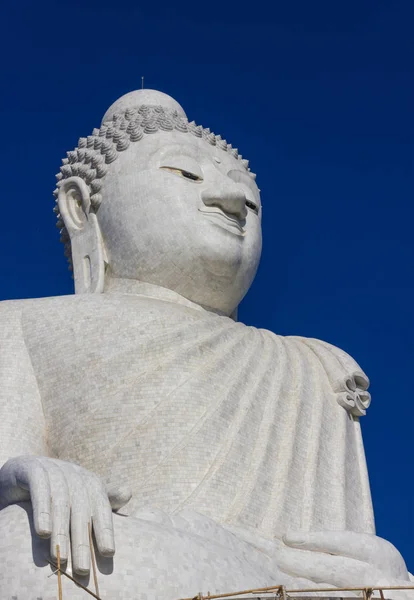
[19,292,375,540]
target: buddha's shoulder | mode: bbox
[0,292,208,328]
[0,294,109,327]
[0,294,99,318]
[256,327,363,374]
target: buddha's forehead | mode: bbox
[117,129,254,179]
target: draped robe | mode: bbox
[7,290,375,541]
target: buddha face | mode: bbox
[97,130,262,315]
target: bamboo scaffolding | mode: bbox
[179,584,414,600]
[48,560,102,600]
[56,544,63,600]
[46,556,414,600]
[88,521,100,598]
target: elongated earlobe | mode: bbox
[58,177,105,294]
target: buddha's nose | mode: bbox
[201,185,247,221]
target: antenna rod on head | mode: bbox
[141,76,144,89]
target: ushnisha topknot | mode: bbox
[54,96,255,270]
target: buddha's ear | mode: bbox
[58,176,106,294]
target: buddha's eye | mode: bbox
[246,199,259,215]
[160,166,203,182]
[181,169,202,181]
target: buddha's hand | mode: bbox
[278,530,409,591]
[0,456,132,575]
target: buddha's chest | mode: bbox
[22,296,255,468]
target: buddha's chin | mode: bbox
[182,241,257,313]
[204,258,243,283]
[183,261,251,315]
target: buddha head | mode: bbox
[55,89,262,316]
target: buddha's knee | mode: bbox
[0,502,54,597]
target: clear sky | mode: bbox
[1,0,413,573]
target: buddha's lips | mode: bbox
[198,206,245,236]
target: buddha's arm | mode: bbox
[0,301,48,464]
[0,300,130,574]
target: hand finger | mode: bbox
[88,477,116,557]
[276,544,385,587]
[283,530,408,577]
[25,459,52,537]
[48,460,70,562]
[67,467,91,575]
[0,458,30,508]
[284,530,375,557]
[107,484,132,511]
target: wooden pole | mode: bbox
[56,544,63,600]
[177,584,414,600]
[88,522,100,597]
[48,561,102,600]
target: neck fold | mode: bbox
[104,277,219,315]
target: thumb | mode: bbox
[283,530,374,558]
[106,485,132,510]
[283,531,370,561]
[283,530,408,579]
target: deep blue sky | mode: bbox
[1,0,413,573]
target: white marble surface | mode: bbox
[0,89,411,598]
[0,501,408,600]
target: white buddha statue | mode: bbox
[0,89,411,599]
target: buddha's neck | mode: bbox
[104,277,227,317]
